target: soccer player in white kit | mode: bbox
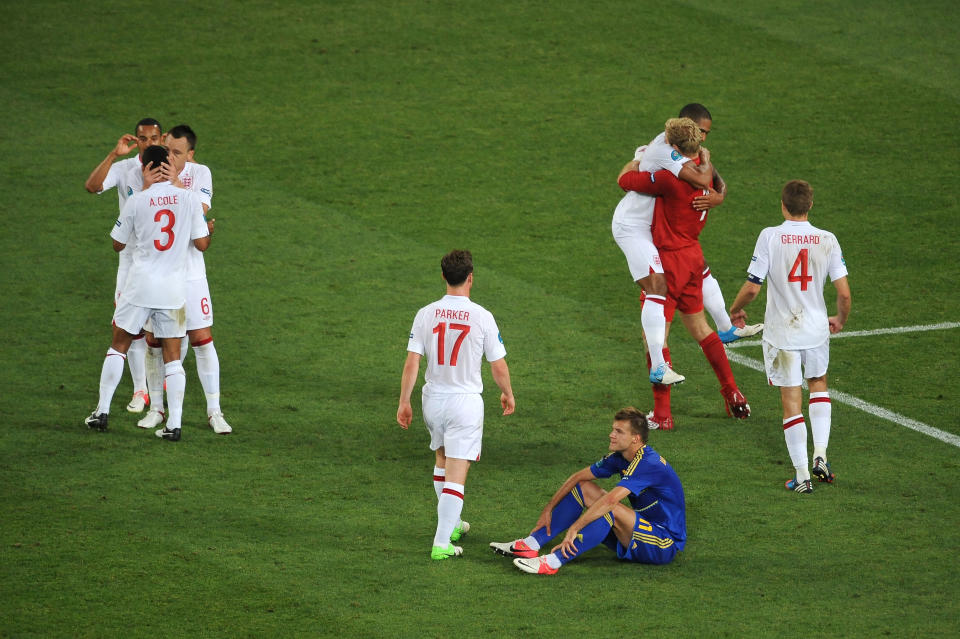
[397,250,516,560]
[728,180,851,494]
[612,104,761,387]
[136,125,232,435]
[85,146,211,441]
[85,118,164,414]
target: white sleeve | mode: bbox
[406,308,427,355]
[639,136,690,177]
[99,161,122,194]
[828,236,848,281]
[188,194,210,240]
[482,311,507,362]
[746,229,771,282]
[110,198,134,244]
[193,164,213,208]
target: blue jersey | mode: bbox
[591,445,686,547]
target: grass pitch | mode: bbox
[1,1,958,637]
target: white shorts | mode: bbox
[762,339,830,387]
[115,263,131,305]
[185,278,214,330]
[422,393,484,461]
[612,220,663,281]
[114,299,187,339]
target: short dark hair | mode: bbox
[135,118,162,134]
[441,250,473,286]
[614,406,649,443]
[167,124,197,151]
[678,103,712,123]
[141,145,168,170]
[782,180,814,216]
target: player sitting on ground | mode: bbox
[490,407,685,574]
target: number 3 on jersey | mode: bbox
[788,249,813,291]
[433,322,471,366]
[154,208,176,251]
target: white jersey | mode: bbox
[99,156,144,267]
[406,294,506,396]
[747,219,847,349]
[612,132,691,227]
[178,161,214,281]
[111,182,209,309]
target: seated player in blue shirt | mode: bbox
[490,407,686,574]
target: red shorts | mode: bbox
[659,244,705,320]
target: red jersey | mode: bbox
[618,169,709,250]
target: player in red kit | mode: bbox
[617,118,750,428]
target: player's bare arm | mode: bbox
[397,351,422,428]
[728,281,762,327]
[618,159,641,181]
[193,236,211,252]
[676,146,712,189]
[556,485,632,559]
[829,276,851,333]
[531,466,596,537]
[693,168,727,211]
[489,357,515,415]
[85,133,138,193]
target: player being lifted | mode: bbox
[618,118,751,428]
[397,250,516,560]
[137,125,232,435]
[85,145,210,441]
[611,104,761,392]
[84,118,164,414]
[728,180,850,493]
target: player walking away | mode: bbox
[728,180,850,493]
[137,125,232,435]
[397,250,516,560]
[85,146,210,441]
[618,118,751,429]
[490,407,685,574]
[84,118,165,414]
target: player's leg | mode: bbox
[152,309,187,441]
[494,481,601,557]
[125,332,149,412]
[762,342,812,493]
[185,279,231,433]
[615,512,681,565]
[648,321,675,429]
[87,324,137,431]
[703,266,764,343]
[680,310,749,418]
[138,332,166,428]
[804,342,834,483]
[432,448,469,542]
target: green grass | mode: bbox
[1,1,959,637]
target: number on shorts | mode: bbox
[200,297,210,315]
[432,322,471,366]
[154,209,176,251]
[788,249,812,291]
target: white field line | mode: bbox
[723,322,960,449]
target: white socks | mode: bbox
[164,360,186,430]
[127,337,147,394]
[145,345,164,412]
[809,392,831,462]
[433,467,445,499]
[702,273,733,333]
[193,341,222,415]
[642,295,667,369]
[96,348,126,414]
[434,482,464,547]
[783,414,810,481]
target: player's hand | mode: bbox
[698,146,711,165]
[397,401,413,429]
[555,529,579,560]
[113,134,138,157]
[161,161,183,187]
[828,316,844,334]
[206,218,215,235]
[532,509,554,537]
[500,392,515,416]
[730,310,748,328]
[142,163,163,188]
[693,188,724,211]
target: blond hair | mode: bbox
[664,117,701,157]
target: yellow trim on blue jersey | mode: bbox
[632,532,675,548]
[624,447,646,477]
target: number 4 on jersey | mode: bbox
[788,249,813,291]
[433,322,471,366]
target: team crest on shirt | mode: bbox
[182,175,193,188]
[670,150,682,161]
